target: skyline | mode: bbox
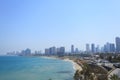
[4,37,120,54]
[0,0,120,54]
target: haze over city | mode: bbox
[0,0,120,54]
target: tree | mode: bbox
[74,70,81,80]
[110,74,119,80]
[108,56,112,62]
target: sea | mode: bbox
[0,56,75,80]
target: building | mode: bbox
[116,37,120,53]
[103,43,115,53]
[96,45,100,53]
[24,48,31,55]
[57,48,60,54]
[75,48,79,53]
[60,47,65,54]
[57,47,65,56]
[45,48,49,55]
[35,51,41,54]
[106,42,110,52]
[104,43,110,53]
[51,47,56,54]
[48,47,56,55]
[101,47,104,53]
[21,48,31,56]
[71,45,74,53]
[45,47,57,55]
[110,43,115,53]
[91,43,95,53]
[86,44,90,53]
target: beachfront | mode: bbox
[64,58,82,72]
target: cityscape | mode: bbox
[7,37,120,56]
[6,36,120,80]
[1,0,120,80]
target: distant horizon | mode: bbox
[4,37,119,54]
[0,0,120,54]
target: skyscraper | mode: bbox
[57,47,65,56]
[49,47,56,55]
[21,48,31,55]
[104,42,115,53]
[91,43,95,53]
[104,43,111,53]
[110,43,115,53]
[86,44,90,53]
[75,48,79,53]
[60,47,65,54]
[96,45,100,53]
[116,37,120,53]
[45,48,49,55]
[106,42,110,53]
[71,45,74,53]
[57,48,60,54]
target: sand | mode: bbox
[42,56,83,71]
[64,58,82,71]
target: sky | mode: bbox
[0,0,120,54]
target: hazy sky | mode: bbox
[0,0,120,54]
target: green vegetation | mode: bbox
[99,53,120,62]
[110,56,120,62]
[74,70,83,80]
[110,74,120,80]
[74,62,108,80]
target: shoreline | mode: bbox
[40,56,59,60]
[63,58,82,72]
[41,56,82,72]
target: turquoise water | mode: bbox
[0,56,74,80]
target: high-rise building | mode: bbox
[45,48,49,54]
[71,45,74,53]
[21,50,25,55]
[104,44,107,53]
[106,42,110,52]
[60,47,65,54]
[35,51,41,54]
[57,48,60,53]
[91,43,95,53]
[57,47,65,56]
[25,48,31,55]
[116,37,120,53]
[96,45,100,53]
[110,43,115,53]
[86,44,90,53]
[101,47,104,53]
[51,47,56,54]
[104,43,115,53]
[21,48,31,55]
[75,48,79,53]
[104,42,110,53]
[49,47,56,55]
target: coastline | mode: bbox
[40,56,59,60]
[41,56,82,72]
[63,58,82,72]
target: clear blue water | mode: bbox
[0,56,74,80]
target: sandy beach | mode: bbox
[42,56,83,72]
[41,56,59,60]
[64,58,82,71]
